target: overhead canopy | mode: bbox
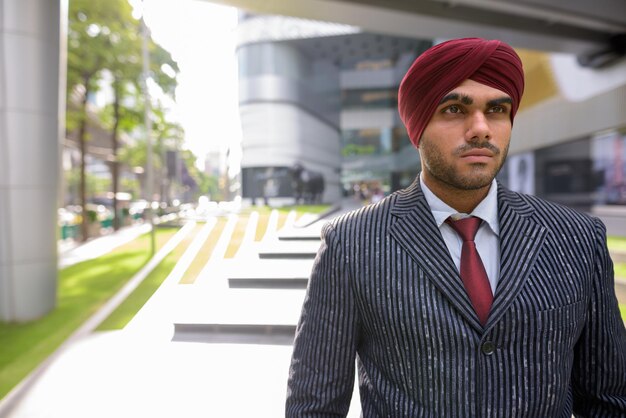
[209,0,626,66]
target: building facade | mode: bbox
[236,13,433,203]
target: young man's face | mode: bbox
[419,79,512,193]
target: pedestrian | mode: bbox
[286,37,626,417]
[370,185,385,204]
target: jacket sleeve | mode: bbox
[286,222,360,417]
[572,219,626,416]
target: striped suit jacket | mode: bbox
[286,180,626,417]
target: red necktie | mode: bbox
[447,216,493,325]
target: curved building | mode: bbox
[236,13,431,203]
[237,13,351,203]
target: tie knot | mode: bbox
[447,216,482,242]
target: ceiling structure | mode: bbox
[209,0,626,67]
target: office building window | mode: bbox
[342,127,412,157]
[342,128,392,157]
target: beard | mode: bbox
[420,139,509,190]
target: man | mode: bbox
[286,38,626,417]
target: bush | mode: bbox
[86,209,98,223]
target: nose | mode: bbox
[465,111,491,142]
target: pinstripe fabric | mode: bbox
[286,179,626,417]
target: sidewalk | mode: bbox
[1,200,363,418]
[58,223,152,268]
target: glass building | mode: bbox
[236,13,431,203]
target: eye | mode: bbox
[443,105,462,114]
[488,104,511,115]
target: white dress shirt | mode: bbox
[420,175,501,293]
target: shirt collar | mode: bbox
[419,173,500,236]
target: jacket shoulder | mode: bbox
[324,193,399,236]
[501,187,603,235]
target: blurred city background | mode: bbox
[1,0,625,416]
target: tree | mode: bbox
[67,0,122,240]
[152,105,185,204]
[67,0,179,236]
[100,12,178,229]
[178,149,225,202]
[117,101,185,202]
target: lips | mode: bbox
[460,149,494,158]
[459,148,495,163]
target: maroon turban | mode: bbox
[398,38,524,148]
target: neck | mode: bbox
[422,175,492,214]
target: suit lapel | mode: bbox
[389,180,483,330]
[486,185,548,327]
[388,181,549,331]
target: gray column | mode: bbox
[0,0,65,321]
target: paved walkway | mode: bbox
[0,199,363,418]
[58,223,152,268]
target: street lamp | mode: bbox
[142,3,155,255]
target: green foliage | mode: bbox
[175,149,219,200]
[120,177,140,197]
[67,0,127,94]
[67,0,178,103]
[197,174,220,199]
[118,138,163,171]
[85,209,98,223]
[66,0,181,226]
[91,176,112,196]
[64,168,112,204]
[342,143,377,157]
[115,107,186,183]
[152,106,185,149]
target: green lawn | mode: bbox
[608,236,626,252]
[241,204,331,216]
[608,236,626,281]
[606,240,625,321]
[0,227,179,399]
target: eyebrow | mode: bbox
[487,97,513,108]
[438,93,512,108]
[439,93,472,105]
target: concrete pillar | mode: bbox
[0,0,66,321]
